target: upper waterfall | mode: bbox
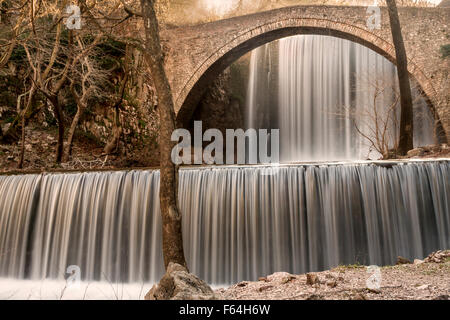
[245,35,435,163]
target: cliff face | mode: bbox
[191,65,247,136]
[0,52,248,172]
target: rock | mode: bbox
[416,284,429,290]
[396,256,412,265]
[366,288,381,294]
[327,280,337,288]
[433,295,449,300]
[351,292,368,300]
[281,275,296,284]
[413,259,424,265]
[306,294,323,300]
[258,277,268,282]
[258,285,273,292]
[144,263,216,300]
[407,148,425,157]
[236,282,247,287]
[267,272,293,282]
[424,250,450,263]
[306,273,320,285]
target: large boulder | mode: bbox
[145,263,216,300]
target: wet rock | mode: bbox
[396,256,412,265]
[258,277,268,282]
[306,273,320,285]
[145,263,216,300]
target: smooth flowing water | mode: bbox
[246,35,435,162]
[1,161,449,285]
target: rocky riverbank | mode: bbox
[215,251,450,300]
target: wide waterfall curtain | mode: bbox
[1,162,449,284]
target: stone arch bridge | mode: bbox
[160,6,450,141]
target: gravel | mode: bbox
[215,250,450,300]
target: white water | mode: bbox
[0,278,153,300]
[1,161,449,286]
[246,35,435,162]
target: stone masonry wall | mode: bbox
[161,6,450,140]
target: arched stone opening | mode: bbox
[174,21,446,143]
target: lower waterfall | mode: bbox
[0,161,449,285]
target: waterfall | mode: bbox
[0,171,164,283]
[245,43,273,131]
[246,35,435,162]
[1,161,449,284]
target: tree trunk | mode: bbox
[141,0,187,270]
[49,96,64,163]
[104,46,130,156]
[104,105,122,155]
[386,0,414,155]
[18,113,25,169]
[1,88,39,144]
[17,86,36,168]
[65,104,85,161]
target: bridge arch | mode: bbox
[174,17,446,141]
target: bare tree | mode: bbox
[336,70,437,160]
[66,35,106,160]
[344,78,401,159]
[15,2,73,165]
[25,22,73,163]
